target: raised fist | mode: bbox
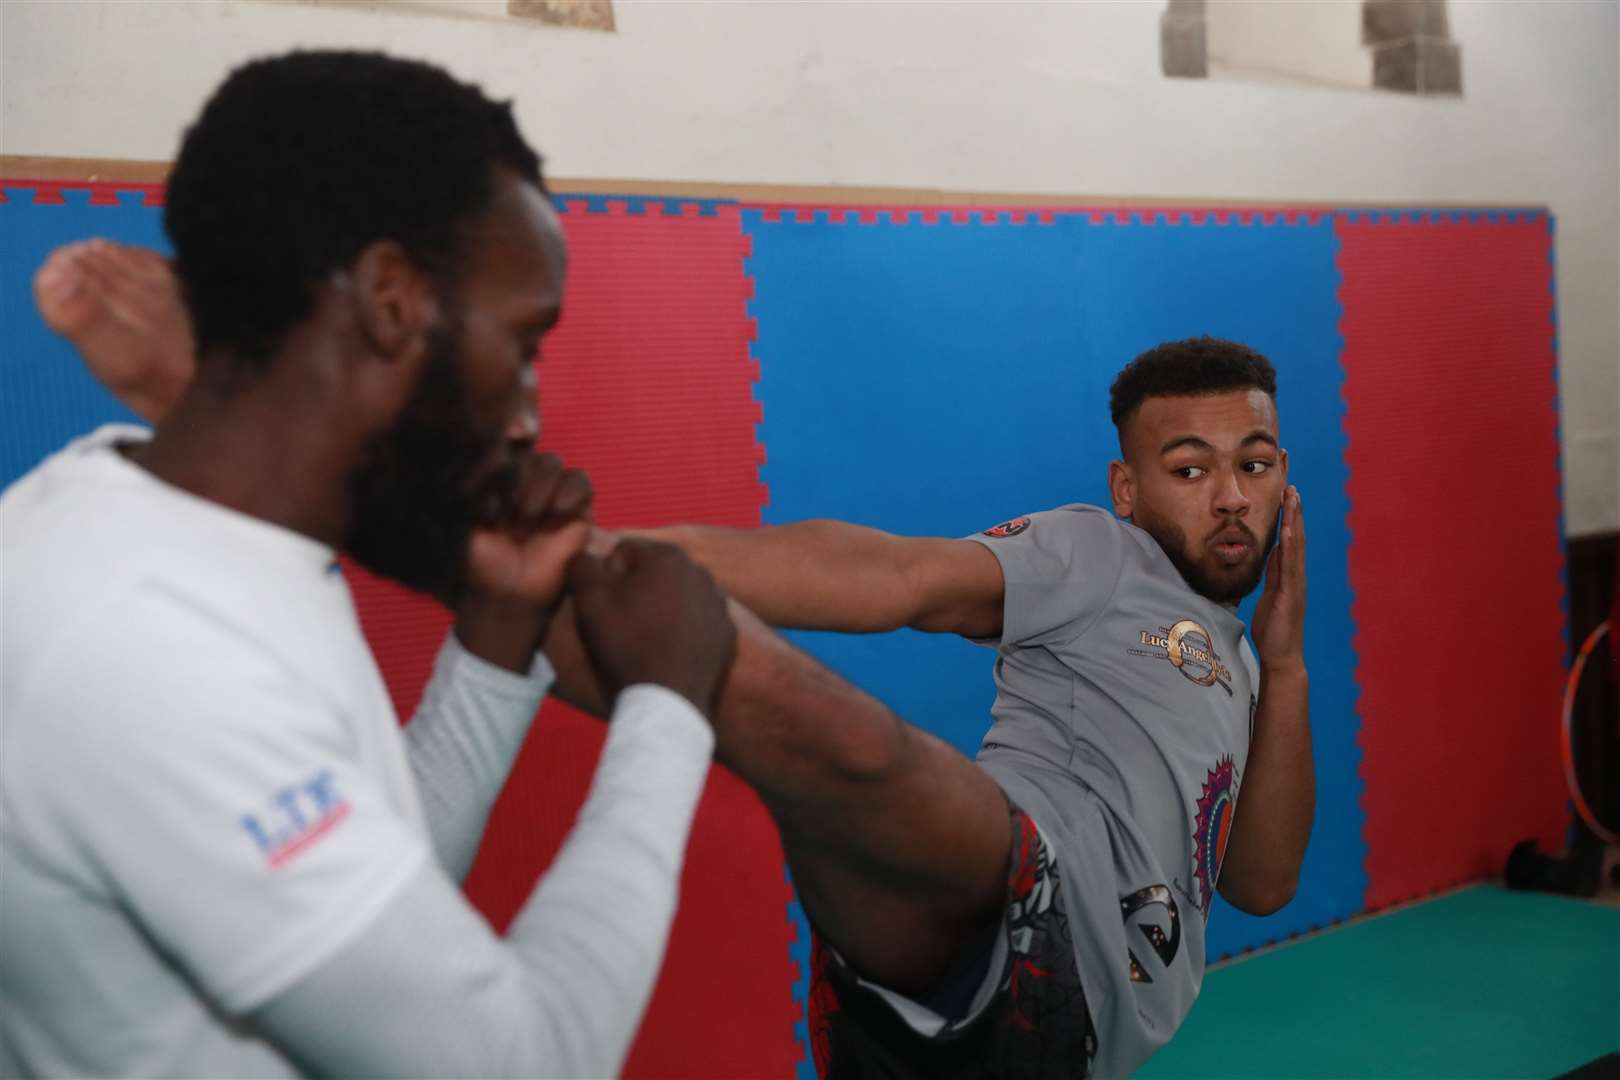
[464,452,594,610]
[566,540,737,718]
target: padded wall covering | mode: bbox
[0,184,1567,1078]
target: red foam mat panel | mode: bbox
[348,204,796,1078]
[1338,215,1569,910]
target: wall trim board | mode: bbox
[0,155,1550,214]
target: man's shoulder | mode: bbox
[5,432,235,646]
[3,437,330,750]
[2,424,179,575]
[971,503,1121,543]
[5,424,344,660]
[8,573,303,728]
[1039,503,1119,526]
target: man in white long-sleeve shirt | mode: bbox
[0,51,738,1077]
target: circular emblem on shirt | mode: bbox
[1166,619,1221,687]
[1193,756,1237,914]
[981,516,1031,538]
[1129,618,1234,695]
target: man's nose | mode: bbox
[506,402,539,444]
[506,369,540,445]
[1213,468,1250,515]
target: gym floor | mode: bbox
[1136,876,1620,1079]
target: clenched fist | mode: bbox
[566,540,737,718]
[464,452,594,609]
[454,453,592,673]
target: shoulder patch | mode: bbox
[981,516,1031,538]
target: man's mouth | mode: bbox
[1209,528,1255,564]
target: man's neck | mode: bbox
[129,361,355,549]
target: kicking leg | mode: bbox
[715,605,1011,996]
[547,595,1010,996]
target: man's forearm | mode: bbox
[654,521,918,633]
[1217,665,1313,915]
[255,688,713,1080]
[544,592,908,802]
[404,600,553,881]
[404,633,551,881]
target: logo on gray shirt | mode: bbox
[1130,619,1234,695]
[981,516,1031,538]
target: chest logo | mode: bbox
[1130,618,1233,695]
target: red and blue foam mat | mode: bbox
[0,182,1568,1078]
[1337,213,1567,910]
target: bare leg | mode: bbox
[547,599,1010,996]
[34,240,195,424]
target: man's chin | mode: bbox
[1189,561,1265,607]
[345,531,471,603]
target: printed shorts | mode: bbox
[808,804,1098,1079]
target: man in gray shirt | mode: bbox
[652,337,1312,1078]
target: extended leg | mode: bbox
[548,598,1010,996]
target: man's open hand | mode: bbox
[1251,485,1306,674]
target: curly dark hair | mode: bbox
[1109,336,1277,432]
[164,50,545,375]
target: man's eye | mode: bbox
[1244,461,1273,474]
[1175,466,1206,480]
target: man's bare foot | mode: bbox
[34,240,195,424]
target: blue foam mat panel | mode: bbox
[1,188,161,489]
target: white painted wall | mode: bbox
[1207,0,1371,90]
[2,0,1615,534]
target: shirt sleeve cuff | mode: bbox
[440,633,556,700]
[613,684,715,759]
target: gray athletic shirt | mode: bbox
[969,504,1258,1079]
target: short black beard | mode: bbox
[344,319,494,601]
[1135,510,1279,607]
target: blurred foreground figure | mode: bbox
[2,51,737,1077]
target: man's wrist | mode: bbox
[454,592,553,675]
[1259,658,1309,682]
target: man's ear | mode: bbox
[1109,459,1135,520]
[349,240,438,364]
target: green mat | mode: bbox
[1136,886,1620,1079]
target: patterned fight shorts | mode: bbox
[808,804,1098,1078]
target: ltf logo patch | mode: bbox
[240,769,351,869]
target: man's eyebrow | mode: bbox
[1241,431,1280,450]
[1159,435,1213,455]
[1158,431,1279,455]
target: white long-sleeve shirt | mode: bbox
[0,425,713,1078]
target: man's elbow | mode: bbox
[1221,875,1298,916]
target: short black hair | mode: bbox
[165,50,545,374]
[1109,336,1277,432]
